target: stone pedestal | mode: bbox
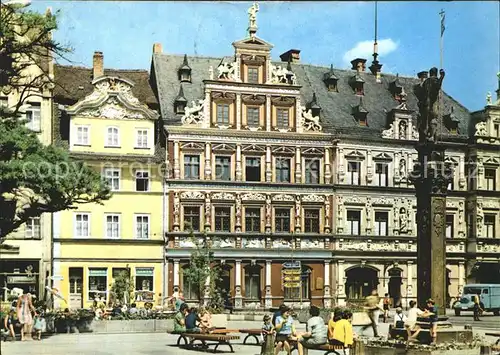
[411,143,451,313]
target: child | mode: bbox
[33,313,43,340]
[261,314,274,354]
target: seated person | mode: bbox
[274,305,296,355]
[328,310,342,344]
[2,309,16,341]
[128,303,138,315]
[330,311,354,348]
[198,307,214,333]
[173,303,189,333]
[393,307,407,328]
[185,307,201,333]
[297,306,328,355]
[409,299,438,344]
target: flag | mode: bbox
[440,10,446,37]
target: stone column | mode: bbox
[164,261,169,299]
[173,259,180,292]
[337,260,346,305]
[204,143,212,179]
[236,144,242,181]
[337,148,345,183]
[324,260,331,308]
[203,90,211,128]
[234,260,243,309]
[458,155,466,189]
[324,148,332,184]
[406,261,413,298]
[236,93,242,130]
[173,141,180,179]
[265,146,272,182]
[266,94,271,132]
[458,262,465,295]
[366,150,373,184]
[265,260,272,308]
[295,147,301,183]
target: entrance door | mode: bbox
[388,269,402,307]
[69,267,83,309]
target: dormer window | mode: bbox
[174,85,187,114]
[247,66,259,84]
[389,75,404,100]
[352,97,369,126]
[444,107,459,134]
[349,74,365,95]
[178,54,192,83]
[323,64,338,92]
[307,93,321,118]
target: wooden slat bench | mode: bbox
[169,332,240,353]
[289,342,348,355]
[239,329,262,344]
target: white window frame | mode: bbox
[484,214,496,238]
[445,214,454,238]
[104,214,121,239]
[75,125,90,145]
[135,129,149,149]
[374,211,388,236]
[106,126,120,147]
[134,267,155,302]
[74,213,90,238]
[347,210,361,235]
[135,170,150,192]
[25,217,41,239]
[87,267,108,302]
[134,214,150,239]
[25,102,41,132]
[103,168,121,191]
[375,162,388,187]
[347,161,360,185]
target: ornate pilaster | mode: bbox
[234,54,242,82]
[458,201,465,237]
[203,90,211,128]
[173,141,180,179]
[406,261,413,296]
[337,148,345,183]
[234,260,243,309]
[173,259,180,292]
[265,194,272,233]
[203,275,211,306]
[294,196,301,232]
[236,93,242,130]
[235,194,242,232]
[295,147,301,183]
[324,147,332,184]
[336,196,344,234]
[265,146,272,182]
[458,261,465,295]
[366,150,373,184]
[324,196,331,233]
[265,260,272,308]
[324,260,331,308]
[204,143,212,179]
[393,152,401,186]
[458,155,466,189]
[365,197,372,235]
[337,260,346,305]
[265,94,271,132]
[295,97,303,133]
[204,193,211,232]
[173,192,180,231]
[236,144,242,181]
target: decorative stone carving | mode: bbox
[299,106,322,132]
[399,120,407,139]
[212,237,235,248]
[173,193,180,231]
[474,121,487,136]
[476,201,484,237]
[180,191,205,200]
[181,98,207,125]
[272,194,295,202]
[272,239,293,249]
[411,126,419,140]
[399,207,408,234]
[79,98,146,120]
[457,201,465,238]
[217,61,236,80]
[382,123,394,139]
[372,197,393,206]
[265,195,272,231]
[241,238,265,248]
[446,242,465,253]
[338,238,417,252]
[301,239,324,249]
[204,193,211,229]
[269,65,297,85]
[343,196,365,205]
[241,192,266,201]
[301,194,325,203]
[477,243,500,253]
[399,158,407,180]
[235,195,242,231]
[295,196,301,229]
[324,197,331,231]
[208,66,214,80]
[211,192,235,200]
[336,196,344,234]
[179,237,204,248]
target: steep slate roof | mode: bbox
[152,53,470,140]
[53,64,158,107]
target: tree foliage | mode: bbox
[0,4,111,241]
[110,266,135,306]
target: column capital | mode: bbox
[407,260,413,265]
[173,259,180,263]
[337,259,344,264]
[324,260,331,265]
[235,259,242,264]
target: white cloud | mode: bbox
[343,38,398,66]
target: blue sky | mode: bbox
[30,1,499,112]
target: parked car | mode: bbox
[453,284,500,316]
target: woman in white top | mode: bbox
[405,300,424,339]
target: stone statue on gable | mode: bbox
[413,67,445,143]
[248,2,259,29]
[217,61,235,80]
[301,107,322,131]
[181,98,206,124]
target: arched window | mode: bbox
[345,266,379,300]
[244,265,261,300]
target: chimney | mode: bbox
[417,71,428,82]
[280,49,301,63]
[93,51,104,79]
[351,58,367,72]
[153,43,163,54]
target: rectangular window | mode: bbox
[25,217,41,239]
[25,102,41,132]
[276,108,289,129]
[276,157,291,183]
[446,214,454,239]
[183,206,200,232]
[245,208,260,232]
[246,107,260,126]
[305,159,320,184]
[484,214,496,238]
[135,267,154,302]
[184,155,200,179]
[375,163,388,187]
[75,213,90,238]
[304,209,320,233]
[75,125,89,145]
[103,168,120,191]
[106,127,119,147]
[135,171,150,192]
[245,157,261,182]
[135,129,149,148]
[374,212,388,236]
[135,214,150,239]
[105,214,120,239]
[485,169,496,190]
[247,67,259,84]
[347,161,361,185]
[214,207,231,232]
[216,104,230,124]
[215,156,231,181]
[88,268,107,301]
[244,266,261,299]
[275,208,290,233]
[347,210,361,235]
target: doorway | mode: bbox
[388,268,403,307]
[69,267,83,309]
[345,267,379,300]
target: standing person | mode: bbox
[33,313,43,340]
[383,294,391,323]
[16,293,35,341]
[473,295,483,322]
[360,289,382,337]
[296,305,328,355]
[3,309,16,341]
[261,314,274,354]
[274,305,295,355]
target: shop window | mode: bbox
[88,268,107,301]
[135,267,154,302]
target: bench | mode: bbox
[289,341,348,355]
[239,329,262,344]
[169,332,240,353]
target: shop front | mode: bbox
[0,259,41,302]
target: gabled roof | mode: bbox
[151,53,470,139]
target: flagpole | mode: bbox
[439,9,445,142]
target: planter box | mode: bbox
[365,346,480,355]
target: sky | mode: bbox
[29,0,500,112]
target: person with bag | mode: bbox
[393,307,407,328]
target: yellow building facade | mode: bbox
[52,57,164,308]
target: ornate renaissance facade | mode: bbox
[152,7,500,308]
